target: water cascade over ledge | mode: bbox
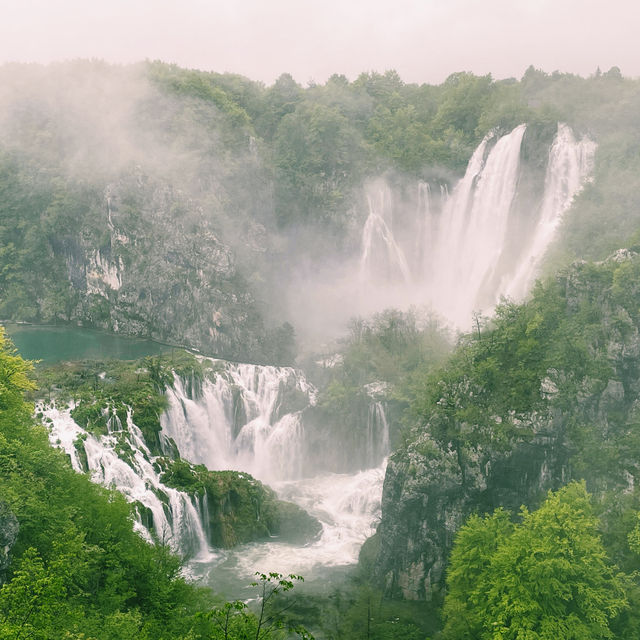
[358,122,596,328]
[43,359,390,581]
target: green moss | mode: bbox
[158,459,321,548]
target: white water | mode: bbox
[503,123,597,300]
[160,364,313,484]
[360,191,413,285]
[358,122,596,328]
[43,360,389,583]
[193,465,386,588]
[162,361,388,577]
[42,403,213,560]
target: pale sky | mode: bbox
[1,0,639,85]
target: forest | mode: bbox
[2,61,640,638]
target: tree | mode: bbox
[201,572,313,640]
[443,482,627,639]
[442,509,514,639]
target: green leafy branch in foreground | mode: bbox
[200,572,313,640]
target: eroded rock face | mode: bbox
[371,251,640,601]
[56,174,269,362]
[375,426,568,600]
[0,501,19,584]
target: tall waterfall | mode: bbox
[503,123,597,300]
[358,122,596,327]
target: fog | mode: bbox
[1,0,639,86]
[0,60,606,360]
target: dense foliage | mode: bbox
[443,483,627,639]
[0,329,209,638]
[308,308,451,454]
[0,330,313,639]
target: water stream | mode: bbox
[43,360,388,591]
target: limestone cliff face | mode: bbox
[0,61,290,363]
[371,249,640,600]
[375,423,568,600]
[56,172,267,361]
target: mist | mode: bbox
[0,59,621,365]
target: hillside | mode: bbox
[2,63,640,357]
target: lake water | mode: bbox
[4,324,171,363]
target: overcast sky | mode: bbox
[1,0,639,85]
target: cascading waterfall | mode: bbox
[43,359,390,578]
[160,361,389,575]
[160,364,312,484]
[43,403,212,560]
[358,122,596,328]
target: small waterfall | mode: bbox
[41,403,212,560]
[360,190,412,285]
[365,401,390,468]
[160,364,312,485]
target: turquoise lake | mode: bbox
[4,324,172,363]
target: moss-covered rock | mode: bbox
[158,459,321,548]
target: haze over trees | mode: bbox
[3,61,640,639]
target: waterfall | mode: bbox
[503,123,597,300]
[427,124,527,321]
[41,403,212,560]
[160,364,312,484]
[360,190,412,285]
[43,359,391,572]
[356,122,596,328]
[365,401,390,469]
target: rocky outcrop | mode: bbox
[370,250,640,600]
[159,461,322,548]
[374,424,568,600]
[58,173,271,362]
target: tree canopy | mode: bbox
[443,482,627,640]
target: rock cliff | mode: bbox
[371,249,640,600]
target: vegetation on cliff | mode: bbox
[368,251,640,636]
